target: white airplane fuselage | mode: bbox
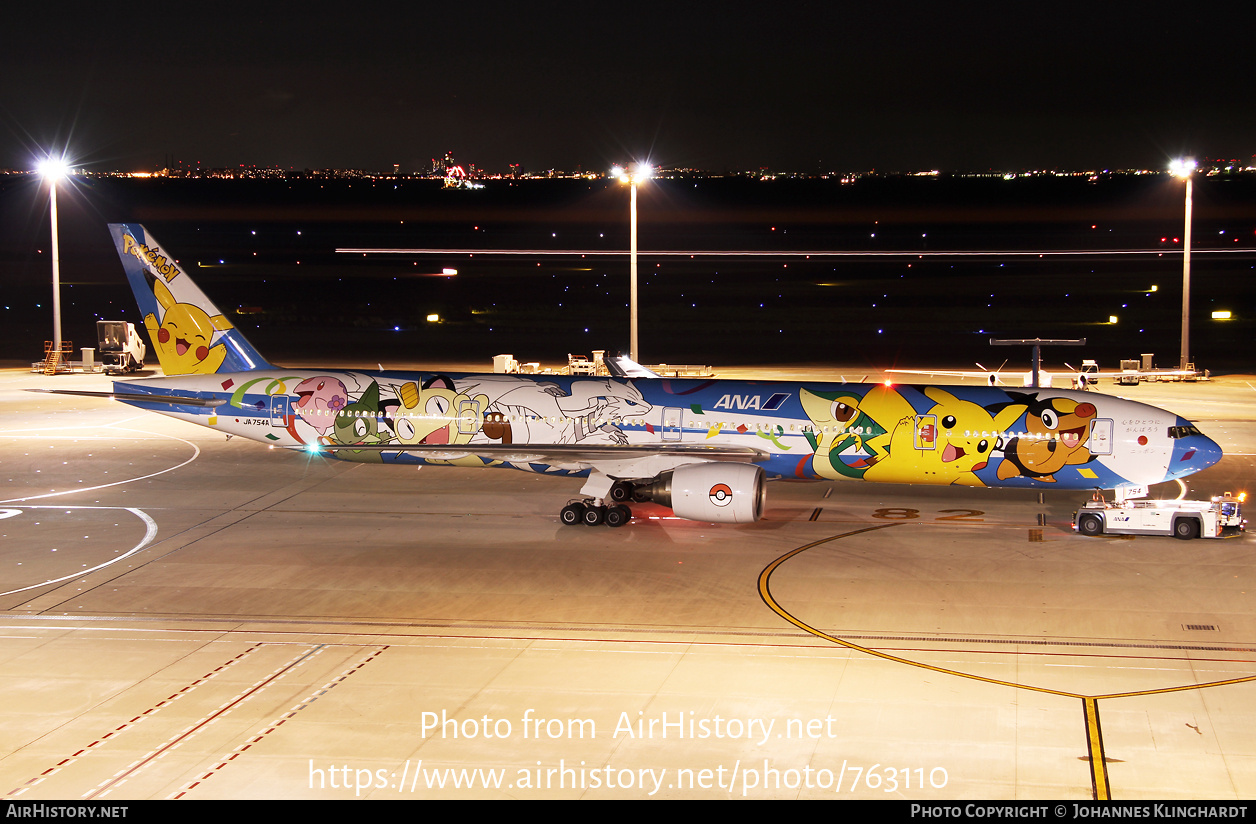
[86,223,1223,526]
[111,369,1222,524]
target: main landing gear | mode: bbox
[560,500,632,528]
[561,477,643,527]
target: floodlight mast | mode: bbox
[612,163,652,363]
[38,157,69,362]
[1169,158,1195,372]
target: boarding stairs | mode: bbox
[42,341,73,375]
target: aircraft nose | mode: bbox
[1173,420,1223,477]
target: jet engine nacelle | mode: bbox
[641,463,766,523]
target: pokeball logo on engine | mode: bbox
[709,483,733,507]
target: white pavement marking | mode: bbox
[0,424,201,505]
[0,507,158,597]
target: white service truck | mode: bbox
[97,320,146,374]
[1073,494,1245,540]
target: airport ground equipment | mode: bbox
[97,321,146,374]
[1073,494,1245,539]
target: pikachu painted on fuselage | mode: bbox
[863,387,1026,486]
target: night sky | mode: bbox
[2,1,1254,174]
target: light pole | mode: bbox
[37,156,69,367]
[1169,158,1195,371]
[612,162,652,362]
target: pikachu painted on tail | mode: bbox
[109,224,271,375]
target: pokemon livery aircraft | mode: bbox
[51,224,1223,527]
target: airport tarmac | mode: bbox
[0,364,1253,800]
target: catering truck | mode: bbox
[97,320,146,374]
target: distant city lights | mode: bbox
[9,155,1255,182]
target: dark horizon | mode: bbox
[3,174,1253,374]
[3,2,1254,175]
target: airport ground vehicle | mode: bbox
[97,321,146,374]
[1073,494,1245,539]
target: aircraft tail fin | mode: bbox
[605,352,661,379]
[108,223,271,375]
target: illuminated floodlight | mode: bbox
[37,155,69,181]
[610,162,651,185]
[1169,158,1196,178]
[1109,315,1119,324]
[441,268,458,276]
[1211,310,1232,320]
[426,313,440,322]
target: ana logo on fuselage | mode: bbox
[712,392,790,411]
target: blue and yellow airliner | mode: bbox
[40,224,1224,527]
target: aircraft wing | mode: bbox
[883,366,1206,386]
[886,367,1200,380]
[884,368,1005,384]
[1081,369,1199,379]
[305,442,767,464]
[885,368,983,378]
[603,353,662,379]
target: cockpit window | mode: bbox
[1168,425,1203,439]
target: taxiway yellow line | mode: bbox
[758,524,1256,800]
[757,524,1085,700]
[1084,698,1110,800]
